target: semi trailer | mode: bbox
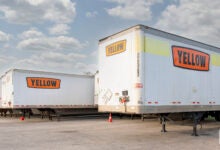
[0,69,97,119]
[98,24,220,135]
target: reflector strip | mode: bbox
[134,83,143,88]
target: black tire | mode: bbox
[214,112,220,121]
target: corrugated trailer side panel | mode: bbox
[140,32,220,113]
[6,69,94,108]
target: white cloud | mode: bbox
[0,30,10,42]
[90,50,98,57]
[19,28,44,39]
[17,51,87,70]
[0,55,17,75]
[49,24,70,35]
[106,0,162,21]
[0,55,16,64]
[0,0,76,24]
[75,62,98,74]
[14,51,97,74]
[17,35,87,52]
[24,0,45,6]
[156,0,220,47]
[39,52,86,63]
[86,11,98,18]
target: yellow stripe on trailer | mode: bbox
[145,37,170,57]
[211,54,220,66]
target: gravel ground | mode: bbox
[0,115,220,150]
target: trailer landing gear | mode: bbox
[192,112,204,136]
[161,116,167,132]
[159,113,204,136]
[160,114,169,132]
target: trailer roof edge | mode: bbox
[1,68,94,78]
[99,24,220,52]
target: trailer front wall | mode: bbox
[98,31,134,110]
[1,71,13,107]
[98,28,146,113]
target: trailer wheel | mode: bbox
[214,112,220,121]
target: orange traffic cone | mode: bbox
[108,113,112,123]
[20,116,25,121]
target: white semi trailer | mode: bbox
[98,25,220,135]
[0,69,97,119]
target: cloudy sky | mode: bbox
[0,0,219,75]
